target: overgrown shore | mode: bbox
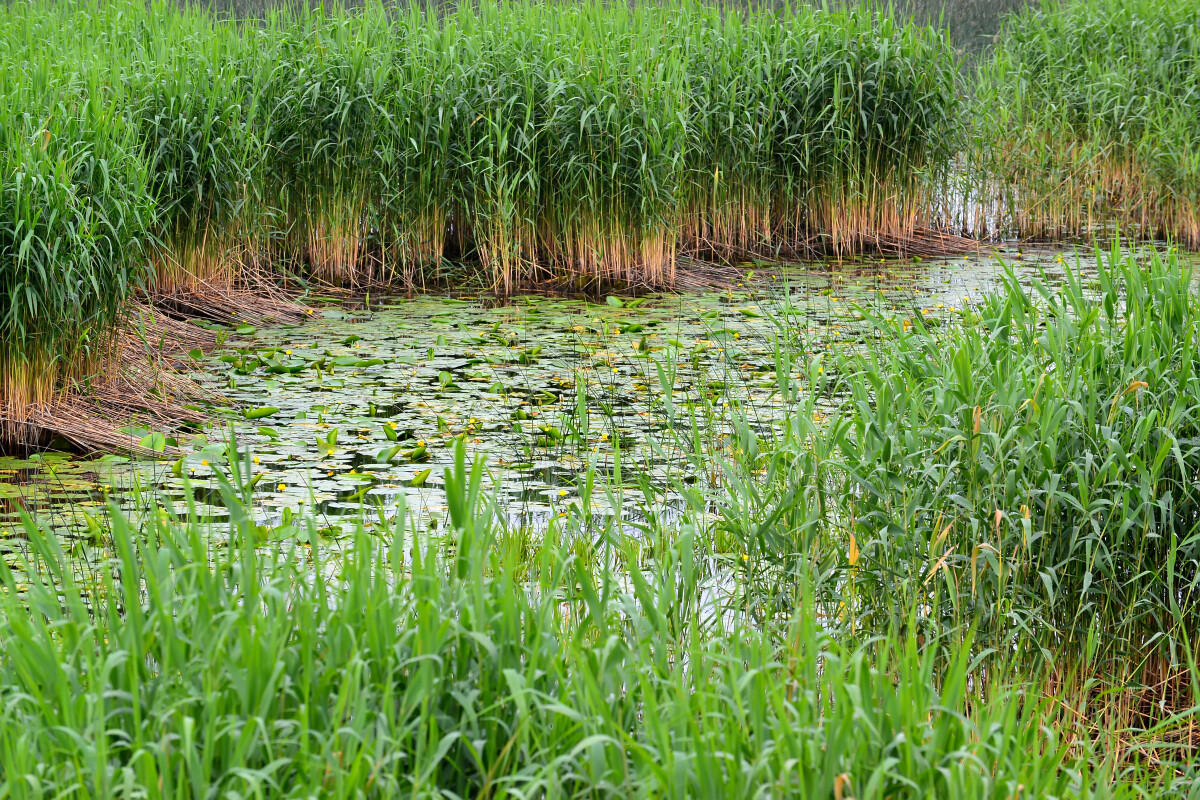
[4,0,1200,451]
[3,1,1200,792]
[4,245,1200,796]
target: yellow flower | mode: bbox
[253,456,260,464]
[741,554,749,562]
[201,459,210,466]
[417,439,426,446]
[600,433,608,440]
[558,489,567,497]
[285,350,293,355]
[277,483,286,492]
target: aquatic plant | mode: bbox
[975,0,1200,245]
[0,445,1158,798]
[682,4,961,259]
[0,77,156,446]
[127,8,257,293]
[695,245,1200,749]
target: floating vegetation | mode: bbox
[2,249,1035,540]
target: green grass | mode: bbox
[0,446,1160,798]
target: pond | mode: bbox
[0,246,1131,565]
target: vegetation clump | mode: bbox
[975,0,1200,244]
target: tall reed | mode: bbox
[0,445,1149,797]
[975,0,1200,245]
[0,70,155,444]
[699,245,1200,738]
[127,6,257,292]
[1,0,966,298]
[682,5,961,258]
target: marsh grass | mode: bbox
[0,81,156,445]
[667,245,1200,765]
[0,443,1168,798]
[974,0,1200,245]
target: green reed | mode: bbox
[0,442,1161,798]
[974,0,1200,245]
[678,245,1200,760]
[0,0,964,293]
[0,57,156,444]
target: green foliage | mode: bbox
[0,68,155,437]
[707,246,1200,702]
[0,445,1138,798]
[840,247,1200,664]
[974,0,1200,245]
[683,4,961,258]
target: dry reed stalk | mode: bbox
[306,222,362,285]
[378,209,447,290]
[151,226,238,293]
[0,306,218,455]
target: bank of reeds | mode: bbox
[0,65,158,446]
[682,5,961,260]
[694,245,1200,756]
[0,0,968,451]
[973,0,1200,245]
[1,444,1180,797]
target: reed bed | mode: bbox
[973,0,1200,245]
[0,445,1177,798]
[692,245,1200,757]
[0,72,157,445]
[0,0,967,450]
